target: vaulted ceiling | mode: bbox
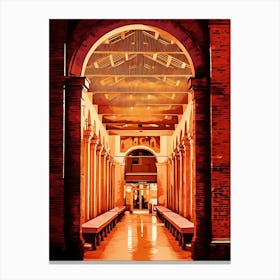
[85,28,193,136]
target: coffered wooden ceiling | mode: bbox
[85,28,192,136]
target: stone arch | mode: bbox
[67,19,207,77]
[123,145,158,164]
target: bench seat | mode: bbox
[109,206,126,221]
[154,206,172,220]
[82,211,119,250]
[155,206,194,250]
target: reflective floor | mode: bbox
[84,211,193,261]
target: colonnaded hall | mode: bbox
[49,19,230,261]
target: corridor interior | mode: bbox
[84,210,192,261]
[50,19,230,261]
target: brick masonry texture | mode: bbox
[209,19,230,260]
[49,20,67,259]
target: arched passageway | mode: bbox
[50,19,230,261]
[124,149,157,212]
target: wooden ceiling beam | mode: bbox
[90,91,189,94]
[105,124,175,130]
[108,130,173,136]
[92,51,185,54]
[98,105,183,115]
[92,100,188,106]
[86,74,191,77]
[102,117,178,125]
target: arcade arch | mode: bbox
[54,19,218,260]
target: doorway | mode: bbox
[125,183,157,213]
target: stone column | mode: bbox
[190,77,211,260]
[90,136,98,218]
[100,146,106,214]
[179,143,186,217]
[156,162,167,206]
[80,131,86,224]
[83,129,92,222]
[100,149,107,213]
[176,147,182,214]
[111,161,116,207]
[166,159,170,208]
[189,137,194,220]
[171,153,175,211]
[168,157,172,210]
[64,76,89,260]
[106,155,110,210]
[114,162,125,206]
[96,143,103,215]
[181,136,191,219]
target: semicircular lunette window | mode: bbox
[84,27,192,136]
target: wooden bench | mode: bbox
[82,211,118,250]
[154,205,172,221]
[155,206,194,250]
[109,206,126,221]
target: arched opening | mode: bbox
[124,149,157,213]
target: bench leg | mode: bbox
[182,234,187,250]
[181,233,193,251]
[172,226,175,236]
[100,230,104,241]
[96,233,100,246]
[179,233,182,246]
[175,230,179,241]
[88,233,96,250]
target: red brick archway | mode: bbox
[64,19,211,260]
[67,19,208,77]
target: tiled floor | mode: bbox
[83,210,193,261]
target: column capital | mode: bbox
[175,146,182,158]
[179,143,186,153]
[101,149,107,157]
[96,143,103,153]
[90,137,99,147]
[83,128,93,141]
[156,162,168,167]
[65,76,90,90]
[171,152,176,160]
[181,135,191,148]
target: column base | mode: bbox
[209,239,231,260]
[65,238,84,260]
[191,239,210,260]
[49,245,66,261]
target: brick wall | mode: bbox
[49,20,67,259]
[209,19,231,260]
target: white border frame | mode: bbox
[0,0,279,279]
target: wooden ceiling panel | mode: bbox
[85,28,192,134]
[102,115,178,124]
[88,77,190,92]
[93,93,188,107]
[98,105,183,115]
[91,92,188,106]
